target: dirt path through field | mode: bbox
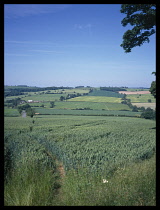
[44,149,65,200]
[57,162,65,179]
[55,161,65,203]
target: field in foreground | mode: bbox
[4,115,156,206]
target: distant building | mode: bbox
[28,100,33,103]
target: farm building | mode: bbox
[27,100,33,103]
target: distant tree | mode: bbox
[60,96,65,101]
[149,72,156,98]
[120,4,156,53]
[148,99,152,103]
[121,100,127,104]
[141,107,155,120]
[139,106,145,112]
[17,103,31,114]
[50,101,55,108]
[122,94,127,100]
[26,108,35,118]
[132,105,138,112]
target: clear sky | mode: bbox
[4,4,156,88]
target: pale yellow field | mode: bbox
[118,91,150,95]
[132,103,156,110]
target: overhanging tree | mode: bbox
[149,72,156,98]
[120,4,156,99]
[120,4,156,53]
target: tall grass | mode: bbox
[4,153,156,206]
[56,154,156,206]
[4,161,59,206]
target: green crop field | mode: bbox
[88,90,125,98]
[50,101,131,111]
[23,93,67,101]
[34,108,140,117]
[4,85,156,206]
[16,101,131,111]
[4,108,20,117]
[4,115,156,206]
[126,94,156,103]
[126,88,150,91]
[68,96,122,103]
[4,116,156,172]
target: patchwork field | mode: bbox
[4,115,156,206]
[126,94,156,103]
[119,91,150,95]
[53,101,131,111]
[33,108,141,117]
[132,103,156,110]
[4,86,156,206]
[68,96,122,103]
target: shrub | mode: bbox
[132,106,138,112]
[141,108,155,120]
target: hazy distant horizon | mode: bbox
[4,84,151,89]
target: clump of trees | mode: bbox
[17,104,35,118]
[59,93,83,101]
[121,96,155,119]
[100,87,127,92]
[5,98,23,108]
[50,101,55,108]
[141,107,156,120]
[120,4,156,53]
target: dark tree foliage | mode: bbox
[4,86,73,97]
[120,4,156,53]
[141,107,155,120]
[150,81,156,98]
[100,87,127,92]
[149,72,156,98]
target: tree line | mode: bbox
[100,87,127,92]
[4,86,73,97]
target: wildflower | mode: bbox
[103,179,108,183]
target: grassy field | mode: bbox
[33,108,140,117]
[53,101,131,111]
[88,90,125,98]
[4,108,20,117]
[68,96,122,103]
[126,94,156,103]
[126,88,150,91]
[4,115,156,206]
[16,101,132,111]
[4,86,156,206]
[132,103,156,110]
[23,93,67,102]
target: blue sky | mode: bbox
[4,4,156,87]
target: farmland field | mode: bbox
[4,86,156,206]
[4,115,156,172]
[4,115,156,206]
[68,96,122,103]
[4,108,19,117]
[22,93,67,102]
[126,94,156,103]
[118,91,150,95]
[33,108,140,117]
[132,103,156,110]
[53,101,131,111]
